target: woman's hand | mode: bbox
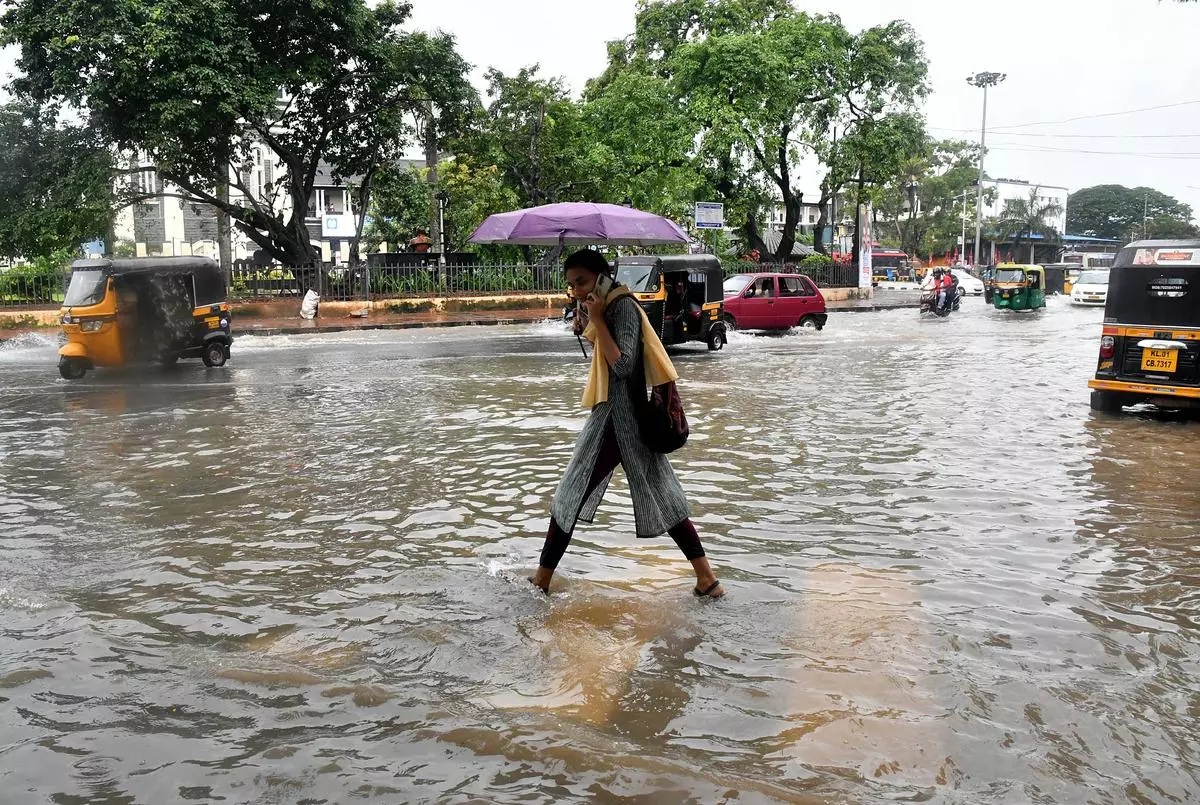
[582,292,605,323]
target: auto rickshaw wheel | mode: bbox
[707,323,727,351]
[58,358,87,380]
[202,341,229,368]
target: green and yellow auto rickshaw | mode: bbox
[991,264,1047,311]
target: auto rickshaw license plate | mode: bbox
[1141,348,1177,372]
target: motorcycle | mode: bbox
[920,289,960,317]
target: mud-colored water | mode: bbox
[1,299,1197,803]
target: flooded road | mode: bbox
[1,298,1198,803]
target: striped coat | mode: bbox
[551,295,691,537]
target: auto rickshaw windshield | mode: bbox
[994,269,1026,283]
[615,264,659,292]
[64,269,107,306]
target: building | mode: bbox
[113,87,431,266]
[980,178,1069,234]
[114,154,427,266]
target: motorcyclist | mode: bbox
[947,270,960,308]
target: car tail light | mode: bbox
[1099,335,1115,359]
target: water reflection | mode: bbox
[1,304,1197,802]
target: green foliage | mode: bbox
[799,254,834,270]
[587,1,930,259]
[363,166,432,252]
[0,103,115,260]
[1066,184,1197,241]
[454,66,611,210]
[1,0,475,267]
[993,188,1064,260]
[866,139,985,259]
[0,248,72,301]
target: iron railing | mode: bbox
[0,269,67,308]
[722,260,860,288]
[230,263,566,302]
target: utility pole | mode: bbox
[1143,192,1149,240]
[424,100,442,267]
[967,71,1006,267]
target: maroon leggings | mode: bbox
[540,424,706,570]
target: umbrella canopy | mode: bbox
[469,202,688,247]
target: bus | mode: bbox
[871,248,913,282]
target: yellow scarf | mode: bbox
[581,285,678,408]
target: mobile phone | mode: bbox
[594,272,615,299]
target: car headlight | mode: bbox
[79,319,103,332]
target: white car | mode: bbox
[1070,269,1110,306]
[951,269,985,296]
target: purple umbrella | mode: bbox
[469,202,688,247]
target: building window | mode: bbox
[135,169,159,200]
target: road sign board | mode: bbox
[694,202,724,229]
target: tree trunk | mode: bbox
[812,190,832,256]
[775,192,801,261]
[741,214,769,258]
[217,179,232,286]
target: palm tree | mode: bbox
[995,188,1063,263]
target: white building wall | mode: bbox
[981,180,1069,234]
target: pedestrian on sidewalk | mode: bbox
[529,249,724,598]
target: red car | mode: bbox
[722,273,828,331]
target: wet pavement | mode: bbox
[1,296,1198,803]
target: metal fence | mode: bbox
[722,260,861,288]
[0,257,859,310]
[0,268,67,308]
[231,263,566,302]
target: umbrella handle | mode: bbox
[576,334,588,360]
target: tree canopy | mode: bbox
[587,0,930,259]
[1,0,476,267]
[0,102,116,260]
[1066,184,1197,241]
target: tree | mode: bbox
[1066,184,1196,241]
[867,139,986,260]
[994,188,1063,262]
[2,0,475,271]
[361,165,433,254]
[456,66,610,209]
[590,1,930,259]
[0,102,116,260]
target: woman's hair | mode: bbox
[563,249,612,276]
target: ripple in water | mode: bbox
[0,303,1197,803]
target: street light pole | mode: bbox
[967,71,1006,267]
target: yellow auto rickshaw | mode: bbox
[58,257,232,379]
[614,254,728,350]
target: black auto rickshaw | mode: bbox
[58,257,232,379]
[614,255,728,350]
[1088,240,1200,413]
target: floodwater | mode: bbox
[1,298,1198,804]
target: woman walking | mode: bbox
[530,249,724,598]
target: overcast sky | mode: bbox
[4,0,1198,220]
[405,0,1200,219]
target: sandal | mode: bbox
[694,580,723,598]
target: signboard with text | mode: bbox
[694,202,725,229]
